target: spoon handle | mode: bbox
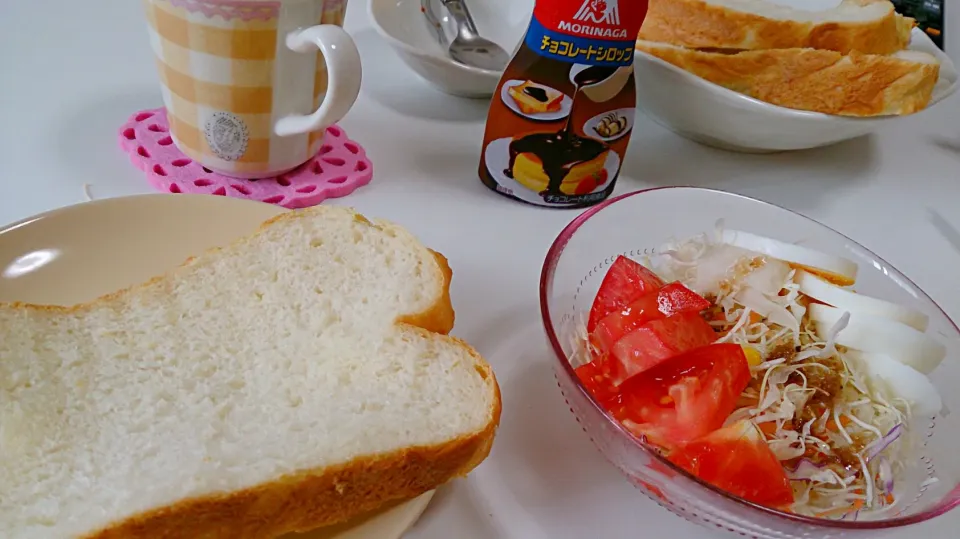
[440,0,481,37]
[421,0,448,46]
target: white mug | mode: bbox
[144,0,362,178]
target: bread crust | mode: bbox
[4,206,501,539]
[638,0,914,55]
[396,250,456,335]
[82,339,501,539]
[636,40,940,116]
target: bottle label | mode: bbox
[478,0,649,208]
[527,0,645,67]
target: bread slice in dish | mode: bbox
[636,39,940,116]
[0,206,501,539]
[638,0,914,55]
[508,80,565,114]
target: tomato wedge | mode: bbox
[610,343,750,449]
[592,283,710,355]
[592,292,663,354]
[574,359,619,404]
[587,256,665,332]
[656,282,711,316]
[609,312,717,383]
[668,421,794,509]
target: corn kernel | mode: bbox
[741,345,763,368]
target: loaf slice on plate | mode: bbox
[638,0,914,55]
[0,207,501,539]
[636,39,940,116]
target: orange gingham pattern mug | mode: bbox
[144,0,361,178]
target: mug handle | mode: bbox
[274,25,362,137]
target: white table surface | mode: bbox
[2,2,959,538]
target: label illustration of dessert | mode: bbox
[509,81,565,115]
[479,0,649,208]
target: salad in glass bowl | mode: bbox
[540,188,960,537]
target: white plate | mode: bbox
[0,194,436,539]
[483,136,621,205]
[501,79,573,122]
[633,28,960,152]
[583,108,636,142]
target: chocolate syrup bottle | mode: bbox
[478,0,649,208]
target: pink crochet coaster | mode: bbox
[118,108,373,208]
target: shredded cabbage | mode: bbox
[655,231,914,519]
[571,228,916,519]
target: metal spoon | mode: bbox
[440,0,510,71]
[421,0,451,48]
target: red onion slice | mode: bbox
[840,509,861,521]
[864,424,903,462]
[877,456,894,494]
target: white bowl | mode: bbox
[368,0,532,98]
[633,29,959,153]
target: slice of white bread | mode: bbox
[0,206,501,539]
[638,0,914,55]
[636,39,940,116]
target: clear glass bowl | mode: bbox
[539,187,960,538]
